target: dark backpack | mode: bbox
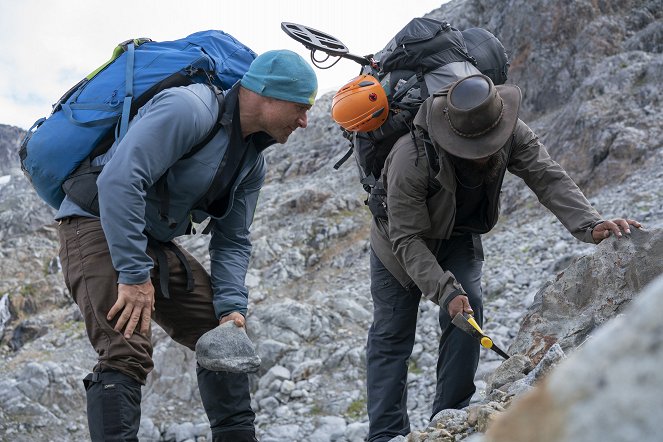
[334,18,509,200]
[19,30,256,211]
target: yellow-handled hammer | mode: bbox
[451,312,510,360]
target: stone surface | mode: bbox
[485,274,663,442]
[485,354,531,393]
[195,321,261,373]
[510,228,663,363]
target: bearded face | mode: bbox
[449,151,505,182]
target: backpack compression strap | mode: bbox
[118,42,136,141]
[412,130,442,197]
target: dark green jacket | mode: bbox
[370,98,603,307]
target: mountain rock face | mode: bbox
[0,124,57,242]
[477,273,663,442]
[511,228,663,363]
[433,0,663,197]
[0,124,24,175]
[1,1,662,441]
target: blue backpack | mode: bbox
[19,30,256,209]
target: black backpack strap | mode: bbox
[190,85,252,218]
[333,145,354,170]
[416,71,429,101]
[184,86,225,159]
[412,129,442,197]
[201,218,216,235]
[147,235,195,299]
[420,131,440,174]
[333,131,355,170]
[164,241,194,292]
[148,237,172,298]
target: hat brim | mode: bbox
[428,84,522,159]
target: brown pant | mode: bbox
[58,216,218,384]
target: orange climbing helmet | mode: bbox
[331,74,389,132]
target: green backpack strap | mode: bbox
[59,38,153,130]
[85,38,152,80]
[86,38,152,140]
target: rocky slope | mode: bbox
[1,0,662,441]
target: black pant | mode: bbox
[366,234,484,442]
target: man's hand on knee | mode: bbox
[108,281,156,338]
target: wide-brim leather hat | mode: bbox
[428,74,521,159]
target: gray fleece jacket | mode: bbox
[57,83,270,319]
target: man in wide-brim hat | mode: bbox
[365,74,641,442]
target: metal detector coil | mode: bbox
[281,22,371,67]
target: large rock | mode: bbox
[430,0,662,117]
[510,228,663,363]
[484,273,663,442]
[196,321,261,373]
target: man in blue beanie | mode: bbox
[240,49,318,142]
[55,49,317,442]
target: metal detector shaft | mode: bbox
[336,52,372,66]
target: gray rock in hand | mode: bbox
[195,322,261,373]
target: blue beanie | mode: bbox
[240,50,318,105]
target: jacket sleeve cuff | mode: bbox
[213,298,248,321]
[440,288,463,311]
[117,270,151,285]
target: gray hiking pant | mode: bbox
[366,233,484,442]
[57,216,255,435]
